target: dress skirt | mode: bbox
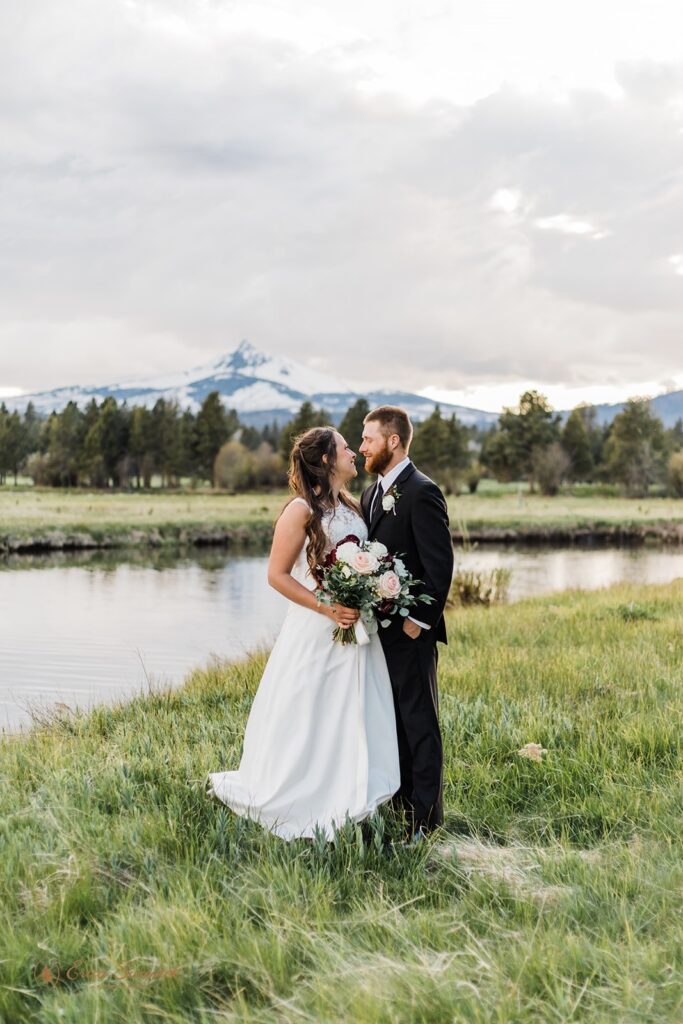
[207,599,401,841]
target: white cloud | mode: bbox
[488,188,523,214]
[0,0,682,403]
[534,214,607,239]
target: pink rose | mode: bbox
[351,549,379,575]
[378,571,401,599]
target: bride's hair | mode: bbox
[286,426,361,573]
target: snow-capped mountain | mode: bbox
[4,340,498,427]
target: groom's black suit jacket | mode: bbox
[361,462,454,646]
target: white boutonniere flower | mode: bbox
[381,485,400,515]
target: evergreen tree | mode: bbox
[482,390,560,490]
[129,406,153,488]
[279,402,329,462]
[22,402,42,466]
[480,426,511,481]
[194,392,239,485]
[665,417,683,456]
[47,401,85,486]
[261,420,281,450]
[0,405,26,483]
[99,397,129,485]
[0,404,10,483]
[178,408,197,484]
[410,406,469,492]
[81,401,107,487]
[238,424,265,451]
[339,398,370,490]
[603,398,666,496]
[561,407,594,482]
[148,399,186,487]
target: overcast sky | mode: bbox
[1,0,682,411]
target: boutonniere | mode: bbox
[381,485,401,515]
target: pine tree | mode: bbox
[0,406,25,483]
[603,398,666,496]
[194,392,239,485]
[279,402,329,462]
[410,406,468,492]
[47,401,85,486]
[22,402,42,467]
[129,406,153,488]
[339,398,370,490]
[178,409,197,484]
[561,407,594,482]
[483,390,560,490]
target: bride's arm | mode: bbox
[267,501,359,628]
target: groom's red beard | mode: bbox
[363,441,393,476]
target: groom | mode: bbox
[359,405,454,841]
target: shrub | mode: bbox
[465,461,483,494]
[667,451,683,497]
[213,440,286,491]
[448,567,511,607]
[532,442,570,496]
[213,441,253,491]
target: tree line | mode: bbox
[0,389,682,497]
[479,390,683,498]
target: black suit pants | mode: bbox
[381,631,443,833]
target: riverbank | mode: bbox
[2,487,682,552]
[1,580,681,1021]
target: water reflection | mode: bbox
[1,544,681,735]
[454,545,683,601]
[1,550,285,735]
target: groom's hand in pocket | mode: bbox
[403,619,422,640]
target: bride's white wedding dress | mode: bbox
[206,498,401,841]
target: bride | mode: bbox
[206,426,401,840]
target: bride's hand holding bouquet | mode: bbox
[315,535,434,645]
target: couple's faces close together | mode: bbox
[328,421,400,485]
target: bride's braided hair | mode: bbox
[286,426,361,573]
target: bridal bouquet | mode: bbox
[315,535,435,645]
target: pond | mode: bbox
[2,543,681,734]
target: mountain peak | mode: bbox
[212,339,264,372]
[2,340,495,427]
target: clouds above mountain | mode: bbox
[1,0,682,397]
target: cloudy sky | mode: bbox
[1,0,682,411]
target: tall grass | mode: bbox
[1,580,682,1021]
[1,488,682,542]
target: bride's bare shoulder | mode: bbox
[278,497,311,522]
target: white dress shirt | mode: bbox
[374,457,430,631]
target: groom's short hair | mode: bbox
[364,405,413,450]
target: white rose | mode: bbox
[335,541,360,564]
[368,541,388,559]
[381,493,396,512]
[350,549,379,575]
[378,570,401,599]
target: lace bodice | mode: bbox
[321,501,368,549]
[289,498,367,589]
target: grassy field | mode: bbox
[1,484,682,545]
[1,580,682,1022]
